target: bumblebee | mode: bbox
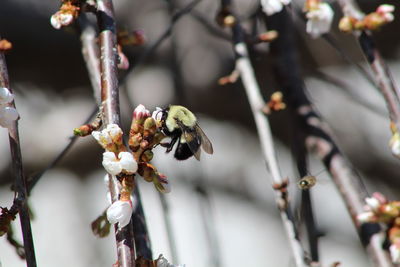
[160,105,213,160]
[297,175,317,190]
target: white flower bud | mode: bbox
[118,152,138,174]
[50,12,74,30]
[102,152,122,175]
[106,200,133,229]
[306,3,334,38]
[0,106,19,128]
[356,211,375,223]
[260,0,286,16]
[377,4,395,14]
[92,124,123,150]
[102,152,138,175]
[365,197,380,211]
[0,87,13,105]
[152,107,163,121]
[390,244,400,264]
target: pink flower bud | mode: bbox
[133,104,150,120]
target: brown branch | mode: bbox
[95,0,136,265]
[336,0,400,134]
[0,39,37,267]
[219,2,309,266]
[266,9,393,267]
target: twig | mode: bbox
[335,0,400,133]
[80,15,153,260]
[131,183,153,260]
[0,38,37,267]
[287,5,376,88]
[119,0,201,86]
[266,9,393,267]
[194,182,221,267]
[220,2,309,266]
[96,0,136,265]
[79,14,102,103]
[27,106,98,195]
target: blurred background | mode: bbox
[0,0,400,266]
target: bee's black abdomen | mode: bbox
[174,142,198,160]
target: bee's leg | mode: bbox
[165,136,178,153]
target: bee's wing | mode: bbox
[195,124,213,154]
[176,120,202,160]
[182,130,201,161]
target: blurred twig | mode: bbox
[336,0,400,134]
[96,0,136,265]
[26,106,98,195]
[0,37,37,267]
[266,8,393,267]
[220,1,309,266]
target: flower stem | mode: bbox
[0,39,37,267]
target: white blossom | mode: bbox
[50,12,74,30]
[306,3,334,38]
[157,255,185,267]
[0,87,13,105]
[152,107,163,121]
[260,0,291,16]
[92,123,123,149]
[390,244,400,264]
[390,133,400,158]
[0,106,19,128]
[377,4,395,22]
[133,104,150,120]
[102,151,137,175]
[356,211,375,223]
[365,197,380,211]
[107,200,133,228]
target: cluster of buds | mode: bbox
[74,104,172,229]
[129,105,170,193]
[260,0,291,16]
[389,122,400,159]
[0,39,12,52]
[262,91,286,115]
[50,0,80,30]
[304,0,334,38]
[357,192,400,263]
[0,87,19,129]
[339,4,395,33]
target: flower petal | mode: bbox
[102,152,122,175]
[118,152,138,174]
[106,200,133,228]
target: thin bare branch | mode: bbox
[266,9,393,267]
[220,2,309,266]
[96,0,136,265]
[335,0,400,133]
[0,39,37,267]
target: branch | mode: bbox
[335,0,400,134]
[79,15,153,260]
[220,2,309,266]
[266,9,393,267]
[95,0,136,265]
[0,39,37,267]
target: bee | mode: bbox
[297,175,317,190]
[160,105,213,160]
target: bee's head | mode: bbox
[159,107,170,128]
